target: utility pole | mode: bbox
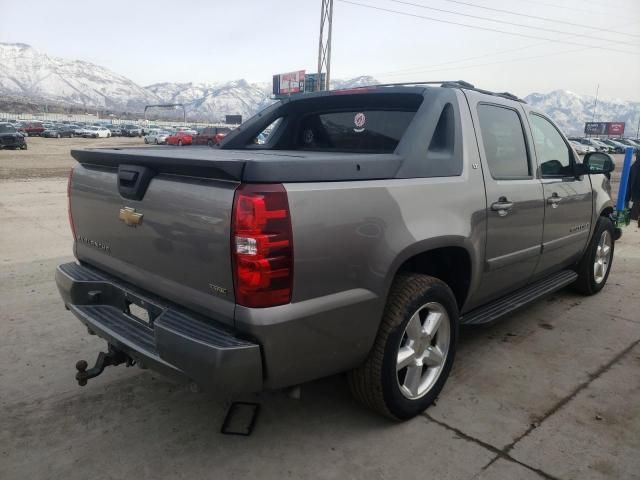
[316,0,333,91]
[591,84,599,123]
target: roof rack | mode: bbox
[346,80,527,104]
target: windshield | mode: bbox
[0,124,16,133]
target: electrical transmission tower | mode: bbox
[316,0,333,91]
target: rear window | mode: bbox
[295,110,416,153]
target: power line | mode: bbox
[388,0,640,46]
[337,0,640,55]
[381,45,592,77]
[373,16,640,77]
[429,0,640,39]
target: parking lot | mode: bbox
[1,139,639,479]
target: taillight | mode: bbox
[67,168,76,239]
[231,183,293,308]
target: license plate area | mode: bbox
[122,291,162,327]
[127,303,150,325]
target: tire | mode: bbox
[154,139,159,145]
[21,143,27,150]
[144,137,149,144]
[348,274,459,420]
[573,217,615,295]
[207,140,214,147]
[178,140,183,146]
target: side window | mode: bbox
[529,114,573,177]
[477,104,530,179]
[251,117,283,145]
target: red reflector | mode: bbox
[231,183,293,308]
[67,168,76,239]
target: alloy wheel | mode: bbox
[593,230,612,284]
[396,302,450,400]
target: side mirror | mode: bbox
[583,152,615,175]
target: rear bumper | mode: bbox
[56,262,263,393]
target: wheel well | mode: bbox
[397,247,471,308]
[600,207,613,218]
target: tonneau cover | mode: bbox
[71,146,402,183]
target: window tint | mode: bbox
[296,110,415,153]
[529,114,573,177]
[477,104,530,179]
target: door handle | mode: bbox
[491,197,514,216]
[547,193,562,208]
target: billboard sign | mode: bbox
[584,121,625,135]
[607,122,625,135]
[272,70,305,95]
[304,73,326,92]
[584,122,607,135]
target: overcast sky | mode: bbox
[1,0,639,100]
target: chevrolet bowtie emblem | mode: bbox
[119,207,143,227]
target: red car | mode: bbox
[19,121,45,136]
[166,131,193,146]
[192,126,231,146]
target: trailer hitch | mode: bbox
[75,346,135,386]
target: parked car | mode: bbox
[106,125,122,136]
[82,126,111,138]
[0,122,27,150]
[573,138,608,152]
[569,140,589,155]
[618,138,640,151]
[601,139,626,153]
[193,126,231,146]
[176,127,198,136]
[121,124,143,137]
[59,82,619,420]
[144,130,171,145]
[73,126,93,137]
[21,121,45,137]
[43,127,73,138]
[166,131,193,146]
[587,139,615,153]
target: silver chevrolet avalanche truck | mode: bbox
[56,81,618,420]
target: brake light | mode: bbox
[67,168,76,239]
[231,183,293,308]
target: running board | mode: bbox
[461,270,578,325]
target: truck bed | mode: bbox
[71,146,402,183]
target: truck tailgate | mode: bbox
[70,163,238,326]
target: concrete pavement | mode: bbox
[1,177,639,480]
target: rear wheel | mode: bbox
[207,140,214,147]
[178,140,183,146]
[144,137,149,144]
[573,217,615,295]
[348,274,458,420]
[154,139,159,145]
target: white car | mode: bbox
[176,127,198,135]
[82,126,111,138]
[570,140,590,155]
[144,130,171,145]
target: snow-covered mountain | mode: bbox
[525,90,640,136]
[146,80,273,122]
[1,42,638,132]
[0,42,159,110]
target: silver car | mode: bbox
[144,129,171,145]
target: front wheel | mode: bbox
[573,217,615,295]
[144,137,148,144]
[178,140,183,146]
[348,274,458,420]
